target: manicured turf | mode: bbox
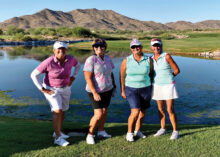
[0,116,219,157]
[71,37,220,55]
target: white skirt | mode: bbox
[152,83,178,100]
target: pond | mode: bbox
[0,47,220,124]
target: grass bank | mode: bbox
[71,37,220,55]
[2,34,220,60]
[0,116,219,157]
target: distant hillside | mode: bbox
[195,20,220,29]
[0,8,220,31]
[165,21,196,30]
[0,8,172,31]
[165,20,220,30]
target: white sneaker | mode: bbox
[134,130,146,138]
[86,134,95,144]
[97,130,112,138]
[170,131,179,140]
[53,132,70,139]
[153,128,166,137]
[126,133,134,142]
[54,136,69,146]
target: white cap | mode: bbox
[130,39,142,48]
[53,41,68,49]
[150,39,162,46]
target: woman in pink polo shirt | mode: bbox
[84,39,116,144]
[31,41,80,146]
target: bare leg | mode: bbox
[134,109,146,131]
[98,108,108,131]
[166,99,177,131]
[53,109,63,139]
[157,100,166,129]
[128,109,140,133]
[88,109,103,135]
[61,111,65,128]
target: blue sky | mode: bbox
[0,0,220,23]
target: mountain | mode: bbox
[165,21,196,30]
[195,20,220,29]
[0,8,171,31]
[67,9,172,31]
[0,9,75,29]
[165,20,220,30]
[0,8,220,31]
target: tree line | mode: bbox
[0,25,94,41]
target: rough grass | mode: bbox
[0,116,219,157]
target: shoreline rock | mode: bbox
[199,50,220,58]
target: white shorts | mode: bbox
[43,84,71,112]
[152,83,178,100]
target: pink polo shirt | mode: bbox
[37,55,78,88]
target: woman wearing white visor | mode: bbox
[31,41,80,146]
[150,38,180,140]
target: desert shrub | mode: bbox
[0,28,3,35]
[27,28,46,36]
[21,36,32,41]
[149,30,167,36]
[6,25,24,35]
[72,27,92,37]
[115,29,133,34]
[32,35,46,41]
[56,27,72,37]
[41,28,56,36]
[160,33,175,40]
[13,33,32,41]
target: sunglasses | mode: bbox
[152,44,161,47]
[92,43,105,48]
[93,44,105,48]
[131,45,141,49]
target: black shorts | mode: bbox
[88,89,113,109]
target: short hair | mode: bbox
[92,38,107,49]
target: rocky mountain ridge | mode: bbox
[0,8,220,31]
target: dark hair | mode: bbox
[92,39,107,49]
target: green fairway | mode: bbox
[71,37,220,55]
[2,30,220,57]
[0,116,219,157]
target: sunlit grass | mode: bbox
[0,117,219,157]
[72,36,220,55]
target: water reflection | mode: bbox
[1,46,92,62]
[0,47,220,124]
[1,46,220,61]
